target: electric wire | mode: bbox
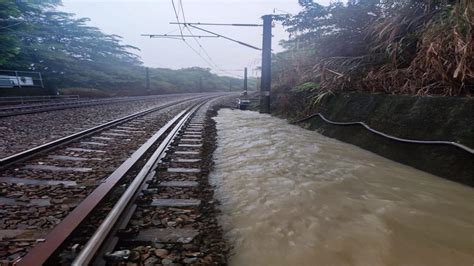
[177,0,242,78]
[176,0,220,70]
[178,0,220,69]
[189,24,261,51]
[171,0,184,39]
[292,113,474,154]
[170,0,221,74]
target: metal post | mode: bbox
[244,67,248,93]
[145,67,150,93]
[15,71,22,88]
[199,77,203,92]
[38,72,44,88]
[260,15,272,113]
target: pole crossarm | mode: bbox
[170,22,262,27]
[187,24,262,51]
[141,34,219,38]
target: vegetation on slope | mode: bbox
[0,0,245,96]
[273,0,473,114]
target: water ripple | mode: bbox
[210,109,474,266]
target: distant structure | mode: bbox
[0,70,44,89]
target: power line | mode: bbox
[170,0,184,39]
[170,0,223,73]
[167,22,263,51]
[143,0,250,80]
[142,34,218,38]
[217,69,246,72]
[144,0,219,72]
[170,22,262,27]
[164,28,179,35]
[182,38,215,69]
[183,26,219,68]
[177,0,252,76]
[188,24,261,51]
[177,0,217,68]
[178,0,187,24]
[178,0,218,67]
[177,0,239,78]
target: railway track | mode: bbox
[0,94,217,159]
[0,95,79,107]
[0,95,229,264]
[0,95,209,168]
[0,93,206,118]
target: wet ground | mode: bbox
[210,109,474,266]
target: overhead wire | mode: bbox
[189,24,261,51]
[178,0,221,69]
[177,0,242,78]
[171,0,184,40]
[169,0,218,72]
[172,0,217,69]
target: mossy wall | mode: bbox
[283,92,473,186]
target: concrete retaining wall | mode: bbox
[286,92,473,186]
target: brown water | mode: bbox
[210,109,474,266]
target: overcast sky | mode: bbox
[59,0,333,78]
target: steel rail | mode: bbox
[0,98,98,111]
[0,97,135,117]
[72,100,205,265]
[0,95,79,105]
[0,95,207,169]
[16,97,212,266]
[0,95,168,112]
[292,113,474,154]
[0,94,198,118]
[0,94,195,111]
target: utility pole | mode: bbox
[199,76,203,92]
[244,67,248,94]
[260,15,272,113]
[145,67,150,94]
[143,19,274,100]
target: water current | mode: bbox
[210,109,474,266]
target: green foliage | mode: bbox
[0,0,241,95]
[0,0,22,65]
[291,82,331,107]
[280,0,380,57]
[292,82,319,93]
[273,0,473,97]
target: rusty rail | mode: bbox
[0,95,209,169]
[16,98,211,265]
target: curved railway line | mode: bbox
[0,94,230,265]
[0,94,210,168]
[0,93,207,118]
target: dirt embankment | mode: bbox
[273,92,473,186]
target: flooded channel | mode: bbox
[210,109,474,266]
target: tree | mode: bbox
[273,0,473,96]
[1,0,243,95]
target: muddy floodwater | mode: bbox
[210,109,474,266]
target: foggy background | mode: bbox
[59,0,332,78]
